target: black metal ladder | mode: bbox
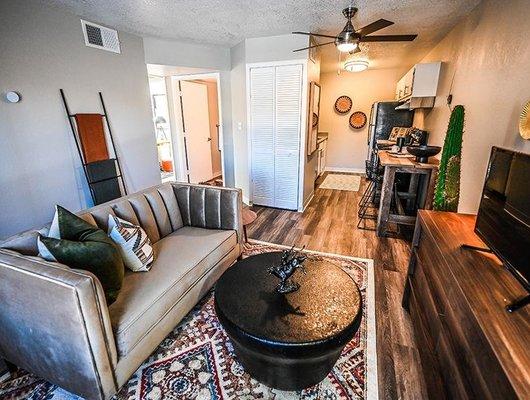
[60,89,127,205]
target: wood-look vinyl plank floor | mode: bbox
[246,172,427,399]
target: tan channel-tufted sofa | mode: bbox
[0,182,243,399]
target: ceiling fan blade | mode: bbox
[356,19,394,36]
[293,41,335,52]
[360,34,417,42]
[292,31,337,39]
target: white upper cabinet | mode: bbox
[396,62,442,105]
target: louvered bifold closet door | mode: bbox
[274,64,302,210]
[250,66,275,207]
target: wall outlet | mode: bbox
[237,122,243,131]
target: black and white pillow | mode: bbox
[108,215,154,272]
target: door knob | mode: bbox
[207,138,212,142]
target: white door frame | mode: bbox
[169,72,225,184]
[245,59,308,211]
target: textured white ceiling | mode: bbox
[47,0,481,71]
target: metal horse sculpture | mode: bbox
[268,245,307,294]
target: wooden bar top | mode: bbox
[379,150,439,169]
[419,210,530,398]
[376,139,396,146]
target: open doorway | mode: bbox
[148,75,175,182]
[147,65,225,187]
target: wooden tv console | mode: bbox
[402,210,530,399]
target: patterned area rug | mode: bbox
[0,241,376,400]
[319,174,361,192]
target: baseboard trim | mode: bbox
[302,191,314,211]
[325,166,366,174]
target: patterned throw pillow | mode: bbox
[108,215,154,272]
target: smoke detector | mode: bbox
[81,19,121,54]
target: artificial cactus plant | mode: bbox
[433,105,465,212]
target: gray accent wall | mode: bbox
[0,0,160,238]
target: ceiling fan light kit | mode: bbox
[336,42,358,53]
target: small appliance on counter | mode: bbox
[366,101,414,171]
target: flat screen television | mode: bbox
[475,146,530,312]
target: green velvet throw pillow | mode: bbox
[38,205,124,304]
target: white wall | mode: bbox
[245,35,309,64]
[415,0,530,213]
[319,69,401,171]
[143,37,236,187]
[230,41,249,201]
[0,0,160,238]
[231,34,312,205]
[143,37,230,71]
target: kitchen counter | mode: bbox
[317,132,328,144]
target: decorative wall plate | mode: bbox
[349,111,367,129]
[334,96,352,114]
[312,112,319,128]
[519,101,530,140]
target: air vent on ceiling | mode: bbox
[81,19,121,54]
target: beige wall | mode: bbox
[319,69,401,171]
[415,0,530,213]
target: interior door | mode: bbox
[180,81,213,183]
[274,64,302,210]
[250,67,275,207]
[249,64,302,210]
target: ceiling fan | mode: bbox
[292,6,417,53]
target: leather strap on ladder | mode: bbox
[74,113,109,163]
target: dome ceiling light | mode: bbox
[344,59,369,72]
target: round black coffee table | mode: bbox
[214,251,362,391]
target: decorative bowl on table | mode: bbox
[406,145,442,163]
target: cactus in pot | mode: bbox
[433,105,465,212]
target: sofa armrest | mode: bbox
[172,183,244,245]
[0,250,118,400]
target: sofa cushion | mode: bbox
[143,188,172,238]
[127,194,160,243]
[108,227,237,357]
[157,184,184,231]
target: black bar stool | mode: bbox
[357,158,383,230]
